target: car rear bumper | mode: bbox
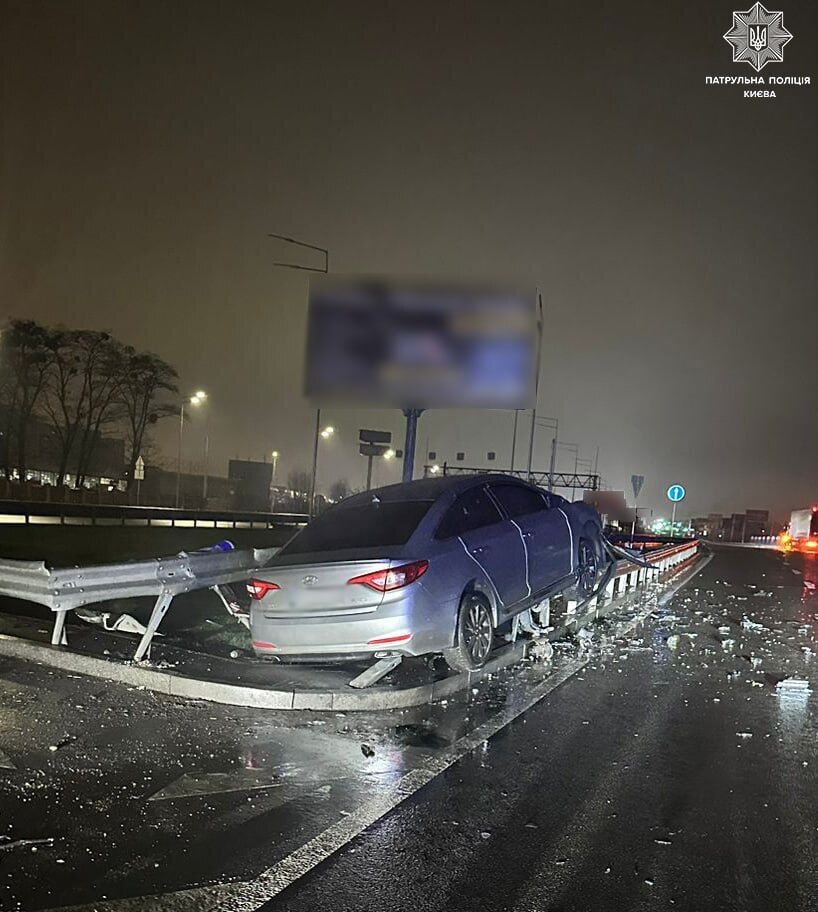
[250,605,425,659]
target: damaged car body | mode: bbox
[246,474,607,672]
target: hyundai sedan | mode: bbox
[246,473,606,672]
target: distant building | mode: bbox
[744,509,770,539]
[228,459,274,512]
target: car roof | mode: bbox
[338,473,528,507]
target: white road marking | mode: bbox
[45,554,711,912]
[149,771,323,802]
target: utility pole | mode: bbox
[526,293,544,479]
[510,410,519,472]
[267,232,329,516]
[548,434,557,493]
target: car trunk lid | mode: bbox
[252,560,389,618]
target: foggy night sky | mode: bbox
[1,0,816,522]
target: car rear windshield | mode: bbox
[281,500,434,554]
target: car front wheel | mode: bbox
[575,537,601,599]
[443,592,495,673]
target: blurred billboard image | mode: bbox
[305,277,536,409]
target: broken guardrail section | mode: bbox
[0,544,277,662]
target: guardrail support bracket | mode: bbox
[134,592,174,662]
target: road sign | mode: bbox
[666,483,685,540]
[359,429,391,445]
[134,456,145,481]
[359,443,389,457]
[631,474,644,499]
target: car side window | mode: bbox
[490,483,548,519]
[436,487,503,539]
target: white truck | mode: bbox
[786,507,818,553]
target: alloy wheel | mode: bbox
[578,540,599,595]
[463,599,493,664]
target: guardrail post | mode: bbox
[133,591,174,662]
[51,609,69,646]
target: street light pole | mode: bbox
[202,420,210,505]
[175,404,185,509]
[309,408,321,516]
[270,450,279,513]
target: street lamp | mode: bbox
[270,450,280,513]
[175,390,208,509]
[309,411,336,516]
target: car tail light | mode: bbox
[253,641,277,650]
[347,560,429,592]
[368,632,413,645]
[246,579,280,600]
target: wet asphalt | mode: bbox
[1,545,817,912]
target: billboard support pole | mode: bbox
[402,409,423,483]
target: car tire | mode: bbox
[443,592,495,673]
[570,536,601,601]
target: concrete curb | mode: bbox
[0,633,528,711]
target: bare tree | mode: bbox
[118,351,178,488]
[73,333,128,487]
[40,330,127,487]
[0,320,54,479]
[39,329,85,486]
[329,478,353,502]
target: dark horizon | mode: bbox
[2,0,816,520]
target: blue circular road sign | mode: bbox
[666,484,686,503]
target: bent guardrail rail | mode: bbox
[0,545,278,662]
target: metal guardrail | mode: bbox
[531,538,701,632]
[0,499,309,529]
[0,545,278,662]
[0,537,701,667]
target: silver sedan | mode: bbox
[246,473,606,672]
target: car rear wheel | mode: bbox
[443,592,495,673]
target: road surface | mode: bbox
[0,545,816,911]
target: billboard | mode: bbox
[305,277,536,409]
